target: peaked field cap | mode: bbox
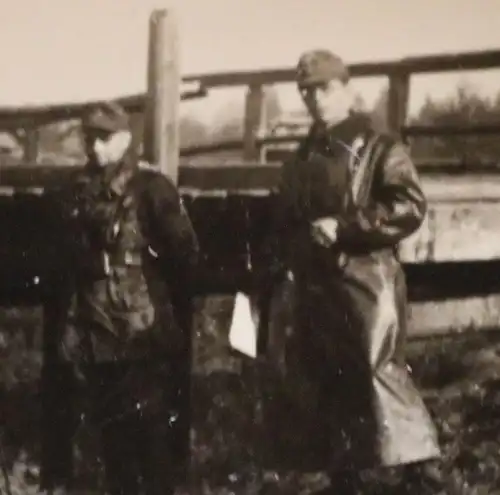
[296,49,350,87]
[82,100,130,133]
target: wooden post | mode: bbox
[143,9,180,183]
[23,127,39,163]
[243,84,266,162]
[387,72,410,137]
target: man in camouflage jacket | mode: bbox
[52,101,199,495]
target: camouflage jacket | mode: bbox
[59,160,200,362]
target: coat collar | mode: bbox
[323,112,373,148]
[83,156,137,199]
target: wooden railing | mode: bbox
[180,49,500,162]
[1,48,500,170]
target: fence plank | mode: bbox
[387,73,410,134]
[243,85,266,162]
[143,8,180,182]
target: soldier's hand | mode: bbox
[311,217,339,247]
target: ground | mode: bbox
[2,299,500,494]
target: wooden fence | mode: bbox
[1,48,500,166]
[1,16,500,333]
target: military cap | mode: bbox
[296,49,350,88]
[82,100,130,134]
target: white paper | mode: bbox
[229,292,259,358]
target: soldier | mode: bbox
[56,101,199,495]
[261,49,459,493]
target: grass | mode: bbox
[2,299,500,493]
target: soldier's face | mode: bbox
[86,130,132,166]
[300,79,353,126]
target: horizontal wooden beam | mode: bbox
[0,48,498,130]
[0,163,282,193]
[264,148,500,174]
[404,123,500,137]
[183,48,500,88]
[179,125,500,158]
[3,256,500,307]
[4,162,500,198]
[0,85,207,130]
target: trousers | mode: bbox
[87,356,190,495]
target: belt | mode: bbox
[107,250,143,267]
[103,245,159,273]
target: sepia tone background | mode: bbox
[2,1,500,493]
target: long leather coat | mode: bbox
[261,113,441,471]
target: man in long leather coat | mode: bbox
[49,101,199,495]
[263,50,453,493]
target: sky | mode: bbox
[1,0,500,125]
